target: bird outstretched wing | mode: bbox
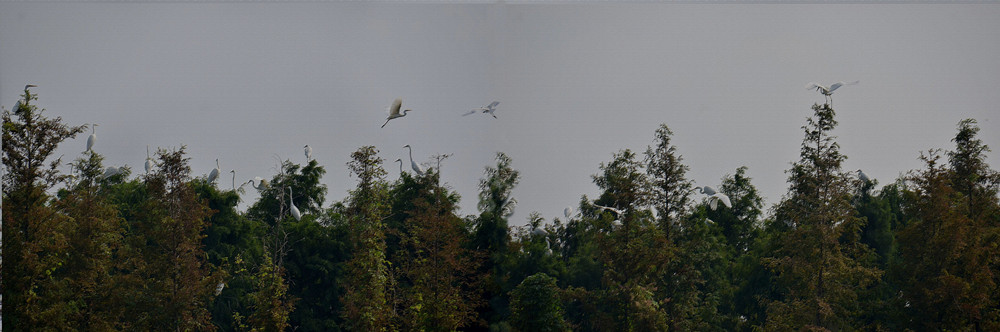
[389,98,403,116]
[488,101,500,109]
[805,82,824,91]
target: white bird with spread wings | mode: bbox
[463,101,500,118]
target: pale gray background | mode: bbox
[3,3,998,225]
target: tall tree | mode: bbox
[391,170,482,330]
[2,86,86,330]
[765,103,881,330]
[470,152,520,327]
[54,152,130,329]
[117,147,221,330]
[592,149,671,331]
[893,119,1000,330]
[340,146,394,331]
[645,124,693,230]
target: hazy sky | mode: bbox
[3,3,999,225]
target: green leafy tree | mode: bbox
[246,159,327,224]
[54,152,130,330]
[509,273,569,332]
[2,86,86,330]
[340,146,394,331]
[765,103,881,330]
[645,124,693,230]
[391,170,482,330]
[470,152,520,327]
[117,147,221,330]
[592,149,670,331]
[893,119,1000,330]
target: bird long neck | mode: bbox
[407,146,414,162]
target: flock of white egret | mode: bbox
[21,80,865,224]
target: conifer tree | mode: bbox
[894,119,1000,330]
[2,86,86,330]
[341,146,394,331]
[765,103,881,330]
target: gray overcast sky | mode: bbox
[2,3,999,225]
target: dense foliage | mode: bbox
[3,87,998,331]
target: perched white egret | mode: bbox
[564,207,574,219]
[806,81,859,96]
[145,146,153,174]
[857,169,870,183]
[86,124,98,152]
[207,159,220,184]
[230,170,236,190]
[464,101,500,118]
[289,187,302,221]
[531,227,547,236]
[304,145,312,161]
[395,158,404,174]
[215,282,226,296]
[403,145,425,176]
[694,186,717,196]
[381,98,412,128]
[806,81,859,104]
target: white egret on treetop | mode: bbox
[304,145,312,161]
[857,169,870,183]
[145,146,153,174]
[207,159,220,184]
[289,187,302,221]
[806,81,859,103]
[381,98,412,128]
[230,170,236,190]
[86,124,98,152]
[395,158,404,174]
[403,145,425,176]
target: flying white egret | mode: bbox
[694,186,717,196]
[230,170,236,190]
[857,169,870,183]
[707,193,732,210]
[464,101,500,118]
[145,146,153,174]
[403,145,425,176]
[304,145,312,161]
[695,185,731,210]
[593,204,624,216]
[245,177,268,191]
[289,187,302,221]
[395,158,404,174]
[103,166,123,179]
[381,98,412,128]
[86,124,98,152]
[207,159,220,184]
